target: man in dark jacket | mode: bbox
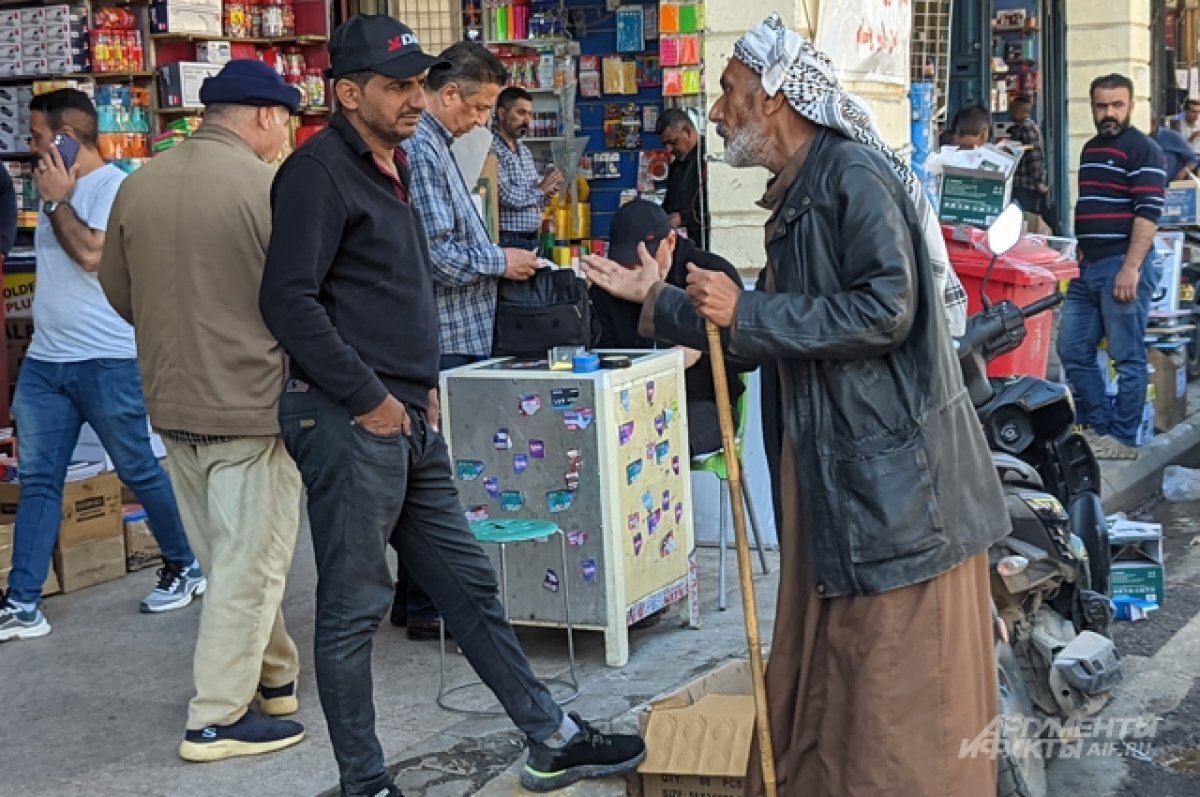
[656,108,708,246]
[584,15,1009,797]
[259,15,644,796]
[589,200,749,456]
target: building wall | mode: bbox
[703,0,912,273]
[1063,0,1153,212]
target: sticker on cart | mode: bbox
[675,502,684,524]
[642,490,654,512]
[493,428,512,450]
[662,490,671,511]
[645,443,656,463]
[465,505,490,521]
[483,477,501,498]
[665,403,677,427]
[620,388,631,411]
[455,460,485,481]
[551,387,580,410]
[654,413,665,436]
[564,471,580,491]
[547,489,576,513]
[529,439,545,458]
[567,529,589,547]
[671,455,680,475]
[518,393,542,416]
[513,454,529,474]
[618,421,636,445]
[500,491,526,511]
[581,558,597,582]
[661,531,678,557]
[647,509,662,535]
[567,449,583,472]
[656,441,670,464]
[563,409,594,431]
[633,532,645,556]
[646,381,656,405]
[627,512,641,530]
[626,458,644,485]
[543,569,560,593]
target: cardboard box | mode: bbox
[195,40,232,64]
[150,0,223,36]
[1163,179,1200,226]
[54,533,126,593]
[1109,518,1165,606]
[1149,347,1188,432]
[158,61,222,109]
[638,660,754,797]
[19,9,44,27]
[0,10,21,27]
[934,144,1020,227]
[123,505,161,572]
[0,472,123,547]
[0,522,63,595]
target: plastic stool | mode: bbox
[436,518,579,714]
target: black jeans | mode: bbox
[279,384,562,796]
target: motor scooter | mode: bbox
[956,205,1122,797]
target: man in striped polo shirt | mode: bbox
[1058,73,1165,459]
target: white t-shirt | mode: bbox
[29,163,136,362]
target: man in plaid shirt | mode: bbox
[1007,95,1059,234]
[402,42,538,639]
[404,42,538,369]
[491,86,562,248]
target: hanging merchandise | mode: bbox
[615,6,645,54]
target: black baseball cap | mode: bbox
[608,200,673,266]
[328,15,446,80]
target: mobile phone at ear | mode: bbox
[52,133,80,170]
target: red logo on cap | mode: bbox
[388,35,403,51]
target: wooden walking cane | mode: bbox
[705,320,778,797]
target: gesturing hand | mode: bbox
[580,242,662,303]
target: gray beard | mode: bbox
[723,123,772,169]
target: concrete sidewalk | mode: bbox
[6,384,1200,797]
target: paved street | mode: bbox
[7,386,1200,796]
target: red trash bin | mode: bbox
[944,228,1079,379]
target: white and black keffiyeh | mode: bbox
[734,13,968,336]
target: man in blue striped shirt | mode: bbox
[1057,73,1166,458]
[402,42,539,637]
[491,86,561,248]
[405,42,539,369]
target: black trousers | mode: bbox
[279,384,561,795]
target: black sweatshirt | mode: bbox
[661,141,708,246]
[590,236,750,406]
[260,114,439,415]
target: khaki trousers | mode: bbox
[164,436,302,730]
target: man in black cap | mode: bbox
[259,15,645,797]
[101,59,306,762]
[588,200,749,456]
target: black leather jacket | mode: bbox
[650,130,1010,597]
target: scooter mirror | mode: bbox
[986,202,1024,257]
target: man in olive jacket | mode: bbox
[100,60,307,763]
[584,15,1009,797]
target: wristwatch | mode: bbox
[43,199,67,216]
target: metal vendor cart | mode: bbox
[440,349,699,667]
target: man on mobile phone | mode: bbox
[0,89,202,643]
[491,86,561,249]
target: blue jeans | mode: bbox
[6,358,193,604]
[1057,252,1162,445]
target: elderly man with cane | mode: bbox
[584,15,1008,796]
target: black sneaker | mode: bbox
[520,713,647,792]
[179,710,304,763]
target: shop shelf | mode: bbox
[150,33,327,45]
[487,38,569,48]
[301,106,331,115]
[0,70,155,84]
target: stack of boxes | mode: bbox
[0,84,32,154]
[0,471,127,594]
[0,5,92,78]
